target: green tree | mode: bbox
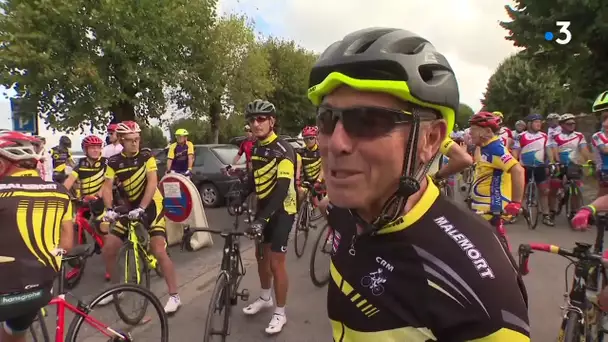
[178,15,273,143]
[169,118,208,145]
[482,52,567,124]
[456,103,475,129]
[500,0,608,112]
[0,0,217,132]
[141,126,168,148]
[263,38,317,136]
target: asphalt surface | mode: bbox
[31,189,605,341]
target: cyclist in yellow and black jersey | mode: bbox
[308,28,529,341]
[296,126,324,201]
[241,99,297,335]
[99,120,181,314]
[63,135,106,197]
[50,135,75,183]
[0,131,73,342]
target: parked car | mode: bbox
[154,144,246,207]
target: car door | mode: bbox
[154,148,169,177]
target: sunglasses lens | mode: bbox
[317,107,405,138]
[316,107,338,135]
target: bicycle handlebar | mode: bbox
[517,243,608,276]
[180,225,262,252]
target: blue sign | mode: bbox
[10,98,38,134]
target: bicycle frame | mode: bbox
[74,206,103,247]
[125,220,159,284]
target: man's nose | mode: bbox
[328,121,354,155]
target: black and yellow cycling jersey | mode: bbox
[327,178,530,342]
[71,157,107,197]
[105,150,163,206]
[50,146,73,173]
[251,132,297,215]
[0,170,72,294]
[297,144,322,182]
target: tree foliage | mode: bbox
[482,52,567,124]
[169,114,245,145]
[499,0,608,112]
[141,125,168,148]
[0,0,217,132]
[456,103,474,129]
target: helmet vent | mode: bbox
[418,65,451,85]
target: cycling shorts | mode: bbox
[111,198,166,240]
[0,287,52,335]
[524,166,547,184]
[551,164,583,188]
[262,210,295,253]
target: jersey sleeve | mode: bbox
[592,133,603,148]
[490,146,518,171]
[146,156,158,172]
[167,143,176,159]
[579,133,588,146]
[105,164,116,179]
[187,141,194,154]
[440,137,455,155]
[62,199,73,222]
[547,134,557,147]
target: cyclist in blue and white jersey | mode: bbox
[546,113,561,141]
[513,114,553,226]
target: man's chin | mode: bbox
[326,191,365,209]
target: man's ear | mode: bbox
[418,120,447,164]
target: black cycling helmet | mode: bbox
[59,135,71,148]
[245,99,276,117]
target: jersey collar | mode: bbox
[8,170,40,177]
[377,176,440,235]
[260,132,278,146]
[121,151,139,158]
[307,144,318,151]
[482,136,499,147]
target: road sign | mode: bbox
[10,98,38,134]
[160,175,193,223]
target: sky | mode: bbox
[0,0,520,150]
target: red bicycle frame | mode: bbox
[74,206,104,247]
[48,294,120,342]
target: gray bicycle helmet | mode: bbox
[559,113,576,122]
[515,120,526,127]
[245,99,276,116]
[547,113,561,120]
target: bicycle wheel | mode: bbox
[114,243,150,325]
[204,272,231,342]
[28,310,49,342]
[524,183,539,230]
[310,224,332,287]
[560,311,582,342]
[294,200,310,258]
[66,284,169,342]
[566,184,584,229]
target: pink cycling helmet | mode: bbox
[302,126,319,138]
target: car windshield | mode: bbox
[211,145,245,165]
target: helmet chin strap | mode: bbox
[351,110,434,234]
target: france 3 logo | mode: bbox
[544,21,572,45]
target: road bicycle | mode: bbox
[310,223,334,287]
[224,166,255,223]
[63,197,106,289]
[475,209,514,252]
[518,213,608,342]
[110,206,164,325]
[26,244,169,341]
[181,199,262,342]
[522,165,547,230]
[554,163,588,227]
[294,180,325,258]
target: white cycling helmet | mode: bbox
[0,131,42,161]
[547,113,561,120]
[559,113,576,122]
[115,121,142,134]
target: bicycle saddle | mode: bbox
[63,244,94,260]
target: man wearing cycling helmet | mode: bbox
[100,121,181,313]
[241,99,297,334]
[546,113,562,141]
[309,28,529,341]
[50,135,75,183]
[493,111,513,150]
[63,135,106,197]
[548,114,591,223]
[513,114,553,225]
[468,112,525,220]
[590,91,608,197]
[0,131,73,342]
[102,124,123,158]
[296,126,323,201]
[166,128,194,177]
[233,124,255,169]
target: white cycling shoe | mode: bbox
[164,295,181,314]
[97,292,124,306]
[242,297,273,315]
[265,313,287,335]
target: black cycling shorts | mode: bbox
[524,166,547,184]
[262,210,295,253]
[0,288,52,335]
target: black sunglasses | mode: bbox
[316,106,412,138]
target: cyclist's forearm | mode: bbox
[102,180,114,208]
[166,159,173,171]
[188,155,194,170]
[59,220,74,251]
[139,180,157,209]
[232,154,241,165]
[256,178,290,221]
[510,164,525,203]
[588,195,608,212]
[438,150,473,178]
[63,175,76,190]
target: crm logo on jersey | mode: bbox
[500,154,513,164]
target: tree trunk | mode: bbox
[110,99,136,122]
[209,96,222,144]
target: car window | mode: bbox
[211,146,245,165]
[194,148,206,166]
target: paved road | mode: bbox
[35,198,604,341]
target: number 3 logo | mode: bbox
[556,21,572,45]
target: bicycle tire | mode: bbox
[566,184,584,229]
[560,311,582,342]
[294,200,310,258]
[204,272,231,342]
[28,310,49,342]
[66,283,169,342]
[114,243,150,325]
[310,224,332,287]
[525,183,539,230]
